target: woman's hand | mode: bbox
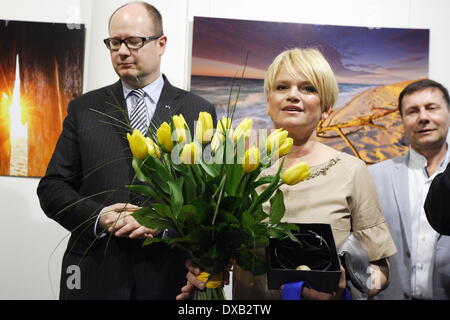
[301,265,347,300]
[176,260,205,300]
[176,260,231,300]
[367,258,390,298]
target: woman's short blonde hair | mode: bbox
[264,48,339,112]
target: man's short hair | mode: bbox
[398,79,450,116]
[109,1,163,35]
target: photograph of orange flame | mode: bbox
[190,17,429,164]
[0,20,85,177]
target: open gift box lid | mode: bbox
[266,223,341,293]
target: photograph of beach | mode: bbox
[0,20,85,177]
[190,17,429,163]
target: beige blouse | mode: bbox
[233,151,397,300]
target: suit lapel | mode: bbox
[391,153,412,252]
[102,81,130,151]
[149,75,183,131]
[99,77,187,147]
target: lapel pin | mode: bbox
[165,105,171,109]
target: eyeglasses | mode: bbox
[103,35,162,51]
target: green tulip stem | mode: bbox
[236,173,249,198]
[162,153,176,179]
[145,179,171,204]
[211,174,227,226]
[190,165,201,192]
[192,287,226,300]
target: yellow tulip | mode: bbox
[157,122,174,152]
[266,128,288,152]
[217,117,233,133]
[195,112,214,144]
[233,118,252,141]
[211,117,233,152]
[278,137,294,157]
[181,142,201,165]
[211,134,221,153]
[266,128,293,157]
[242,147,260,173]
[281,161,311,185]
[172,114,189,143]
[145,137,161,158]
[127,129,149,159]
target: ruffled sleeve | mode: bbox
[349,159,397,261]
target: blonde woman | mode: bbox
[178,48,396,300]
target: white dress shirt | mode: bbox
[407,145,449,299]
[94,74,164,237]
[122,73,164,128]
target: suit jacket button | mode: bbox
[405,251,411,258]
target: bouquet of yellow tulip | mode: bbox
[126,112,310,300]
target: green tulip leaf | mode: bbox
[167,177,184,218]
[235,248,266,276]
[269,189,285,224]
[132,208,176,231]
[224,164,245,196]
[267,226,285,239]
[251,176,275,188]
[152,203,175,221]
[131,158,146,182]
[178,204,202,227]
[199,159,220,178]
[241,210,256,231]
[142,237,163,246]
[143,154,173,182]
[125,185,161,202]
[253,207,269,222]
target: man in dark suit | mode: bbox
[37,2,216,299]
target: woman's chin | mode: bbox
[275,119,309,130]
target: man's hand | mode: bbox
[98,203,160,239]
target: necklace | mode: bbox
[261,156,341,180]
[304,156,341,181]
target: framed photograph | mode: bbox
[0,20,85,177]
[190,17,429,163]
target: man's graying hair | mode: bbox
[108,1,163,35]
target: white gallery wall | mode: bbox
[0,0,449,299]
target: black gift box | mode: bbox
[266,223,341,293]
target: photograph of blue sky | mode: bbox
[191,17,429,85]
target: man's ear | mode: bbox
[158,35,167,54]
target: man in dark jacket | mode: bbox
[425,164,450,235]
[37,1,216,299]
